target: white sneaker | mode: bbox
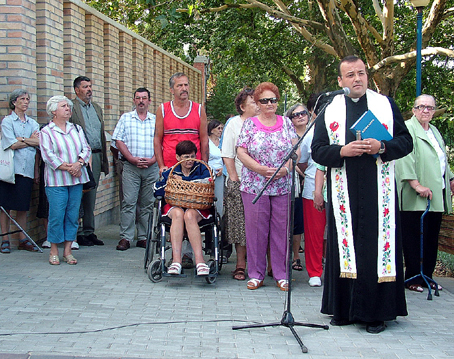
[42,240,51,248]
[309,276,322,287]
[71,242,79,250]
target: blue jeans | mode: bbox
[45,185,83,243]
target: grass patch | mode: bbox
[435,251,454,277]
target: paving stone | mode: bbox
[1,224,453,359]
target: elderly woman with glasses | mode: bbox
[1,90,40,254]
[395,94,454,293]
[295,102,327,287]
[39,96,91,265]
[237,82,299,291]
[284,104,309,274]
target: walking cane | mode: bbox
[404,199,439,300]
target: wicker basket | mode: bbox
[164,158,215,210]
[439,214,454,255]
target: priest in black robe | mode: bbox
[311,55,412,334]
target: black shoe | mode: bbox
[116,238,130,251]
[85,233,104,246]
[330,318,354,326]
[366,321,386,334]
[77,235,94,246]
[136,240,146,248]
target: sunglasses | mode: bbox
[414,105,435,111]
[258,97,278,105]
[290,110,308,119]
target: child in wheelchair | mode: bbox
[153,140,212,276]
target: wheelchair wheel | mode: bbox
[205,259,217,284]
[144,204,159,271]
[214,214,223,272]
[147,259,163,283]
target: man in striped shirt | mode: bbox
[112,88,158,251]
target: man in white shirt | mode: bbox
[112,88,158,251]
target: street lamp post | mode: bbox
[410,0,430,97]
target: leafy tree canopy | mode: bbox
[86,0,454,125]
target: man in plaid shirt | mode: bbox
[112,88,158,251]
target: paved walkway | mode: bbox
[1,224,454,359]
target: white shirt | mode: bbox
[299,126,317,200]
[208,139,223,171]
[112,110,156,158]
[220,115,244,181]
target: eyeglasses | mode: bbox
[180,154,196,160]
[258,97,278,105]
[289,110,308,119]
[414,105,435,111]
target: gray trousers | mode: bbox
[120,161,159,241]
[79,152,102,236]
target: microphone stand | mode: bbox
[233,95,338,353]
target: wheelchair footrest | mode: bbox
[162,273,188,278]
[197,273,218,278]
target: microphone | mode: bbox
[322,87,350,97]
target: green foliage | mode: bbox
[437,251,454,275]
[85,0,454,131]
[206,75,239,122]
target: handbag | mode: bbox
[83,164,96,193]
[73,123,96,193]
[0,134,15,184]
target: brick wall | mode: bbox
[0,0,204,243]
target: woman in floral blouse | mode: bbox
[237,82,299,291]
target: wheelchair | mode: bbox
[143,196,223,284]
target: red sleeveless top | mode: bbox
[161,101,202,167]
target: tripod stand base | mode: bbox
[0,206,42,253]
[405,273,440,300]
[232,311,329,353]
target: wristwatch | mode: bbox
[378,141,386,154]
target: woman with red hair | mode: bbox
[237,82,299,291]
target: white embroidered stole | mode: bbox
[325,89,397,282]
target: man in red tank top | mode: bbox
[154,72,209,175]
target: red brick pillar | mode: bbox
[193,55,209,107]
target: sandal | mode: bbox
[429,282,442,291]
[196,262,210,276]
[1,240,11,254]
[292,259,303,271]
[276,279,289,291]
[168,262,182,275]
[49,254,60,265]
[18,239,39,252]
[232,267,246,281]
[406,284,423,292]
[247,278,263,290]
[63,254,77,265]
